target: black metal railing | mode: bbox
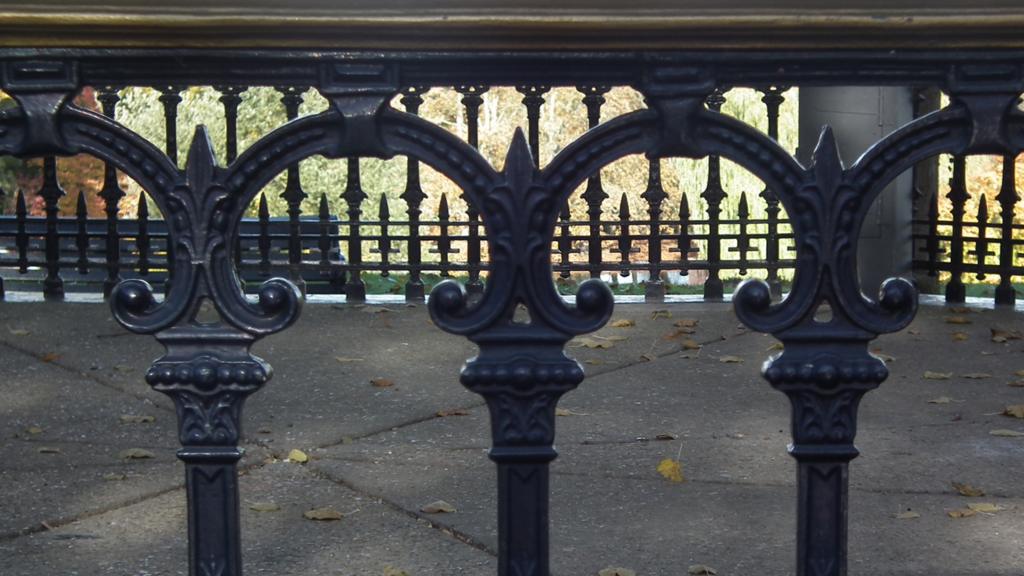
[1,50,1023,576]
[0,84,796,302]
[912,151,1024,305]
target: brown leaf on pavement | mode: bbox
[948,508,976,518]
[963,373,992,380]
[420,500,456,514]
[303,507,343,521]
[598,568,636,576]
[952,482,985,497]
[610,319,635,328]
[945,316,972,325]
[657,458,685,482]
[1003,404,1024,419]
[119,448,155,460]
[991,327,1023,343]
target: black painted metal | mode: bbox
[0,50,1022,576]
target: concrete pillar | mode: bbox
[798,86,915,297]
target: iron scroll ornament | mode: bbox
[1,54,1021,576]
[726,94,1021,576]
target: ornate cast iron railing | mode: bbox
[2,49,1024,576]
[0,83,795,302]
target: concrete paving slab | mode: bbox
[0,343,184,536]
[3,299,1024,574]
[312,441,1024,576]
[2,461,495,576]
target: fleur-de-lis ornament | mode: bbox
[430,130,613,576]
[734,127,917,576]
[110,126,302,576]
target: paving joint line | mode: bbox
[313,329,755,450]
[0,446,275,544]
[0,340,172,412]
[0,482,185,542]
[304,463,498,558]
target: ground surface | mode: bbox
[1,298,1024,575]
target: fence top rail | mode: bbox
[1,1,1024,50]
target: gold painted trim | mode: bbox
[0,11,1023,50]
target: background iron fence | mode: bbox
[0,84,798,302]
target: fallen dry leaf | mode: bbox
[924,371,952,380]
[334,356,364,363]
[873,351,896,363]
[249,502,281,512]
[657,458,685,483]
[967,502,1004,513]
[991,327,1023,343]
[688,565,718,575]
[766,342,785,352]
[663,327,696,340]
[436,409,469,417]
[371,378,395,388]
[287,449,309,463]
[102,473,127,481]
[945,316,972,325]
[25,426,42,435]
[8,328,29,336]
[383,566,411,576]
[610,319,636,328]
[650,309,672,320]
[674,319,700,328]
[119,415,155,424]
[40,352,59,363]
[1010,380,1024,388]
[948,508,976,518]
[420,500,456,514]
[928,396,953,404]
[598,568,636,576]
[963,373,992,380]
[1004,405,1024,419]
[573,337,615,349]
[303,507,343,521]
[119,448,154,460]
[1016,369,1024,377]
[682,339,702,351]
[953,482,985,497]
[719,355,743,364]
[952,332,969,341]
[895,510,921,519]
[989,429,1024,437]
